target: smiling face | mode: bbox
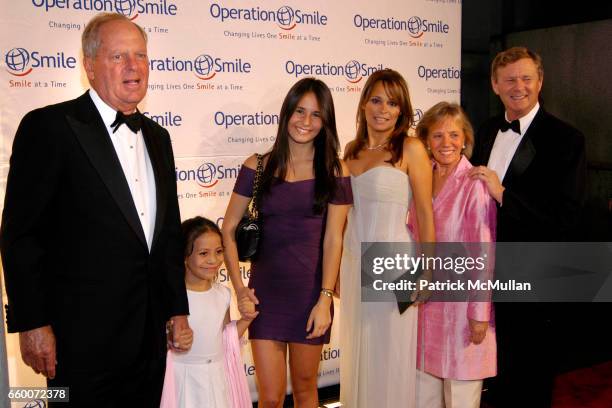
[84,19,149,114]
[427,115,465,168]
[363,81,401,138]
[492,57,542,121]
[184,232,224,285]
[287,91,323,146]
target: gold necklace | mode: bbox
[366,139,390,150]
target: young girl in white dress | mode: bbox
[160,216,256,408]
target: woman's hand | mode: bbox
[410,287,431,306]
[238,293,259,322]
[305,296,332,339]
[236,287,259,320]
[468,318,489,344]
[410,269,432,306]
[469,166,505,204]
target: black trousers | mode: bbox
[48,354,166,408]
[485,302,555,408]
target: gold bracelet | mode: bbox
[320,289,334,298]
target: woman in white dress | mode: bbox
[340,69,435,408]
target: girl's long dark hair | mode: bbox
[344,69,414,165]
[261,78,341,214]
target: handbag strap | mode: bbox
[249,154,264,220]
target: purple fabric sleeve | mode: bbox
[330,176,353,205]
[233,165,255,198]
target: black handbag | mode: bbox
[235,154,264,262]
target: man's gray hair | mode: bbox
[82,12,147,59]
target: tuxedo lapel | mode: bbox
[141,119,167,249]
[505,109,543,183]
[506,134,535,182]
[66,92,148,248]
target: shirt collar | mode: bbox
[88,89,120,131]
[505,102,540,135]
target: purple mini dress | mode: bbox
[233,166,352,344]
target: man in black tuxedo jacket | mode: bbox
[0,13,191,407]
[470,47,586,407]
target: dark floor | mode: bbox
[252,361,612,407]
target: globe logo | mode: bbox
[411,109,424,128]
[345,60,362,83]
[408,16,424,38]
[24,400,46,408]
[196,163,219,188]
[277,6,296,30]
[114,0,138,19]
[5,47,32,76]
[194,54,216,80]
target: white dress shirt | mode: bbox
[487,102,540,182]
[89,89,157,251]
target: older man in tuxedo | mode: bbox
[1,12,191,407]
[470,47,586,407]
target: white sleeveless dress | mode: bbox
[340,166,418,408]
[170,284,231,408]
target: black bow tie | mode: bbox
[111,110,143,134]
[499,119,521,134]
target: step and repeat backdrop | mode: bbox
[1,0,461,401]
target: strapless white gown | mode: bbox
[340,166,417,408]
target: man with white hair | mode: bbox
[1,12,191,407]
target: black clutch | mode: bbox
[235,154,263,262]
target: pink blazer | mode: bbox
[409,156,497,380]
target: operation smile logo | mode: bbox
[176,162,241,189]
[142,110,182,127]
[418,65,461,81]
[149,53,252,81]
[4,47,76,76]
[285,59,384,83]
[412,109,423,128]
[354,13,450,38]
[209,3,327,30]
[31,0,178,19]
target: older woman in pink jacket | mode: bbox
[409,102,497,408]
